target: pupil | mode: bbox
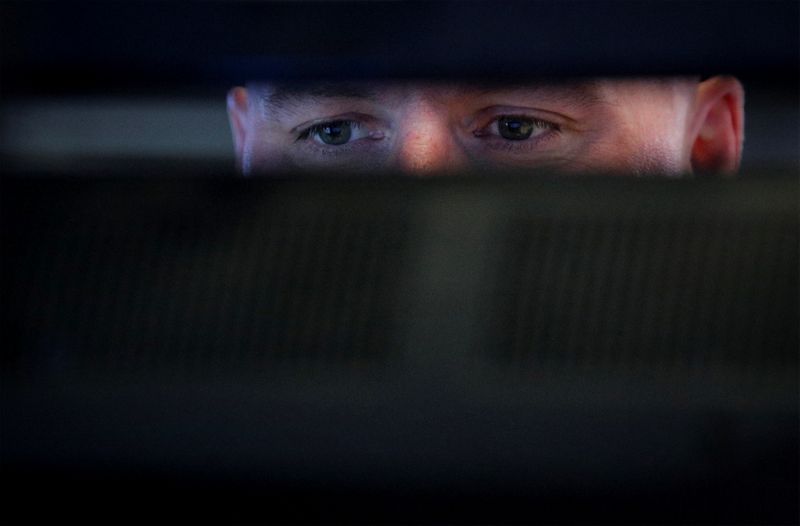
[319,121,351,145]
[499,117,534,140]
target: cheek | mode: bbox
[579,115,687,174]
[585,84,692,174]
[630,121,688,174]
[242,126,297,173]
[629,136,686,174]
[625,102,691,173]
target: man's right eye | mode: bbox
[297,120,364,145]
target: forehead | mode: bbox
[250,80,612,112]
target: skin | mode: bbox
[227,76,744,176]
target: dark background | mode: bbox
[2,175,797,523]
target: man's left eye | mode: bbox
[495,116,555,140]
[498,116,534,140]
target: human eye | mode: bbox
[297,119,365,145]
[464,106,572,165]
[286,112,391,168]
[294,115,384,148]
[496,115,557,140]
[473,114,560,144]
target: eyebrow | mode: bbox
[259,82,380,112]
[256,79,607,116]
[468,80,606,108]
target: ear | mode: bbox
[227,87,250,172]
[688,76,745,174]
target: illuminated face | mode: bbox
[228,77,744,176]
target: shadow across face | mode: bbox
[227,77,745,177]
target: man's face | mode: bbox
[228,77,744,176]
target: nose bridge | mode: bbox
[394,98,461,174]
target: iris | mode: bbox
[498,116,534,140]
[316,121,352,145]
